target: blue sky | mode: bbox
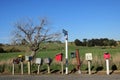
[0,0,120,43]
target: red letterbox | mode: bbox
[104,52,110,59]
[55,53,63,62]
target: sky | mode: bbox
[0,0,120,43]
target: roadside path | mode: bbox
[0,74,120,80]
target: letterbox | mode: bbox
[71,52,76,58]
[55,53,63,61]
[36,58,42,65]
[18,55,25,62]
[25,56,33,61]
[104,52,110,59]
[44,58,51,64]
[13,58,20,64]
[85,53,93,61]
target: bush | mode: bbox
[6,47,21,52]
[0,47,5,53]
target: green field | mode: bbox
[0,43,120,73]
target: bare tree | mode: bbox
[12,18,61,58]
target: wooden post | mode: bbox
[47,64,50,74]
[28,61,31,75]
[61,61,64,74]
[88,60,91,75]
[76,49,81,74]
[37,65,40,74]
[21,62,23,75]
[12,63,15,75]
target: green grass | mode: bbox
[0,43,120,73]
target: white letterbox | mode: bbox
[25,56,29,61]
[85,53,93,61]
[36,58,42,65]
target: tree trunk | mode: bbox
[30,50,36,59]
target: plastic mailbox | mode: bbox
[55,53,63,61]
[104,52,110,59]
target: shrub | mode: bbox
[6,47,21,52]
[0,47,5,53]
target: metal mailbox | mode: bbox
[55,53,63,61]
[71,52,76,58]
[18,55,25,62]
[104,52,110,59]
[13,58,20,64]
[44,58,51,64]
[36,58,42,65]
[25,56,33,61]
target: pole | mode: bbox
[76,49,81,74]
[88,61,91,75]
[65,37,68,74]
[106,59,109,75]
[62,29,68,74]
[61,61,64,75]
[28,61,30,75]
[12,63,14,75]
[21,62,23,75]
[37,65,40,74]
[47,64,50,74]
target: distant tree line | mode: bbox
[74,38,118,47]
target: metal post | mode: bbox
[65,37,68,74]
[106,59,109,75]
[63,29,68,75]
